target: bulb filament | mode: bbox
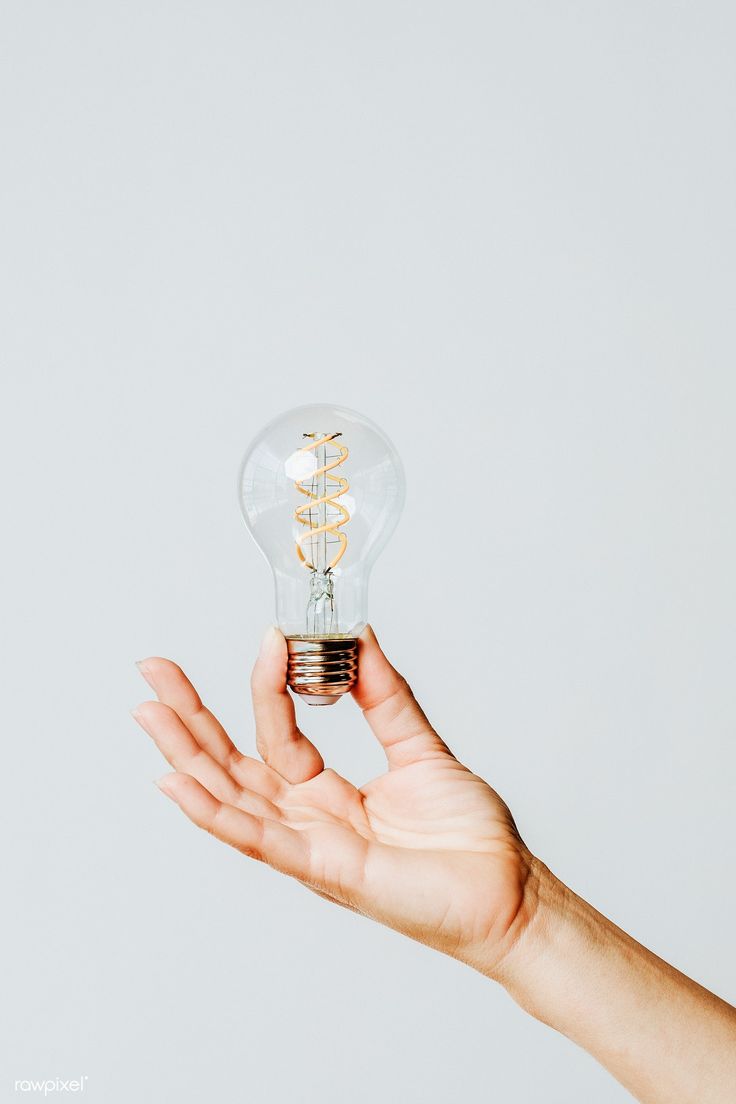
[294,432,350,572]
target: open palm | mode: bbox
[134,627,535,973]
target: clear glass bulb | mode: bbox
[238,403,405,704]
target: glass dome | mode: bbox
[238,403,405,639]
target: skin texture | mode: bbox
[133,626,535,974]
[134,625,736,1104]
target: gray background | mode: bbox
[2,3,735,1102]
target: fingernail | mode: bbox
[131,706,150,732]
[259,625,279,659]
[136,660,156,690]
[155,775,176,801]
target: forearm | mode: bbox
[492,860,736,1104]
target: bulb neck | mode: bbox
[285,636,358,706]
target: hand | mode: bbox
[133,626,538,975]
[134,628,736,1104]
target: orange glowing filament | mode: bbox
[294,432,350,571]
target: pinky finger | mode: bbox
[157,773,310,878]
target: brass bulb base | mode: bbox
[285,636,358,706]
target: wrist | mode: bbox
[476,857,736,1104]
[457,851,564,990]
[477,854,565,992]
[486,854,633,1033]
[489,856,587,1016]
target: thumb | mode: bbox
[352,626,452,768]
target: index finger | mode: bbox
[137,656,284,801]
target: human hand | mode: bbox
[133,626,539,977]
[134,628,736,1104]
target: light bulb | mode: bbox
[238,404,405,706]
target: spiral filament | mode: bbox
[294,432,350,571]
[294,431,350,636]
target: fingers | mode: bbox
[134,701,240,802]
[351,626,452,769]
[157,773,311,877]
[157,771,371,909]
[137,657,284,801]
[133,702,282,821]
[250,628,324,784]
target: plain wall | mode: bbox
[2,3,735,1102]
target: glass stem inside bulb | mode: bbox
[306,569,337,636]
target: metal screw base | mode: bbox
[285,637,358,706]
